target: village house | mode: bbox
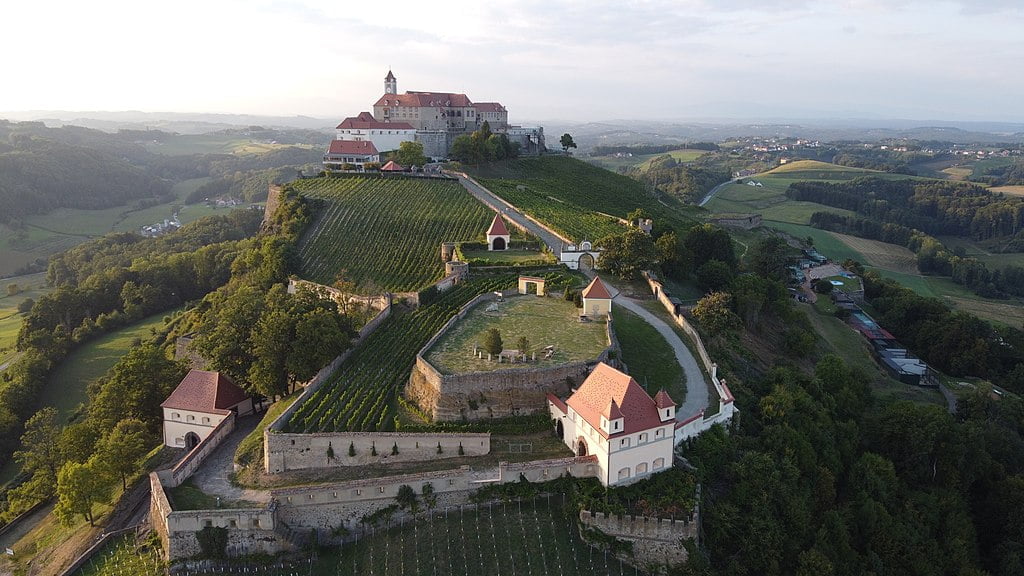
[161,370,253,449]
[548,363,676,486]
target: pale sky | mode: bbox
[2,0,1023,123]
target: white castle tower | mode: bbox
[384,70,397,95]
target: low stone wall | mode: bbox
[271,456,599,532]
[168,412,236,487]
[164,505,283,560]
[288,279,391,313]
[264,431,491,473]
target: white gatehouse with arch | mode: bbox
[559,241,602,270]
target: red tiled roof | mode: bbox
[582,276,612,300]
[487,213,509,236]
[161,370,249,414]
[336,112,414,130]
[381,160,404,171]
[474,102,506,112]
[374,91,473,108]
[326,140,379,156]
[654,389,676,409]
[603,399,623,420]
[567,363,665,438]
[546,392,568,414]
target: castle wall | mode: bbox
[264,431,490,473]
[579,509,697,568]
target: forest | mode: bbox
[787,177,1024,245]
[631,154,731,204]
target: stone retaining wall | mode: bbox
[264,431,491,473]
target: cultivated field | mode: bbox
[829,232,919,274]
[294,176,492,292]
[316,496,646,576]
[286,275,521,433]
[471,157,700,243]
[0,272,51,367]
[991,185,1024,197]
[426,295,608,374]
[588,148,709,173]
[71,533,164,576]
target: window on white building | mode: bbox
[636,462,648,475]
[618,467,631,480]
[656,428,664,438]
[620,438,630,448]
[654,457,665,470]
[639,433,648,444]
[172,413,180,420]
[201,417,210,424]
[186,415,194,422]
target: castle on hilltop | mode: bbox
[324,70,545,168]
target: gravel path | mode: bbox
[189,416,271,504]
[453,173,567,257]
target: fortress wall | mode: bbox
[406,356,587,421]
[167,413,236,487]
[261,185,284,228]
[265,431,490,473]
[165,507,284,560]
[579,509,697,567]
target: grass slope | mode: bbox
[42,309,176,421]
[611,306,685,402]
[470,156,700,242]
[0,273,51,367]
[294,176,491,292]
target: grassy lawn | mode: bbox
[460,248,554,264]
[637,301,717,413]
[41,309,178,422]
[611,307,685,401]
[765,222,866,263]
[0,272,51,367]
[165,480,261,511]
[426,295,608,374]
[938,236,1024,268]
[588,148,708,173]
[824,275,860,292]
[235,393,302,466]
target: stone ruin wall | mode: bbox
[406,355,587,421]
[579,508,699,571]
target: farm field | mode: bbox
[286,275,521,433]
[991,185,1024,197]
[828,232,919,274]
[470,157,700,243]
[426,295,609,375]
[611,306,686,402]
[41,309,176,422]
[0,272,51,367]
[314,495,645,576]
[705,160,925,225]
[588,149,709,173]
[763,222,866,264]
[143,133,318,156]
[293,176,492,292]
[938,236,1024,268]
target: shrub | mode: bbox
[391,442,399,455]
[483,328,503,355]
[348,441,356,457]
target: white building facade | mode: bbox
[161,370,253,449]
[548,363,676,486]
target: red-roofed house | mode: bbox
[486,213,510,251]
[334,111,416,154]
[549,363,675,486]
[161,370,253,449]
[323,140,380,170]
[581,276,613,317]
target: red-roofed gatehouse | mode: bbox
[486,213,510,251]
[161,370,253,449]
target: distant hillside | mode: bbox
[0,120,172,222]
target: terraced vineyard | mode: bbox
[471,157,700,242]
[286,275,518,433]
[293,176,492,291]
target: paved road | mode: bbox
[698,179,736,207]
[604,284,709,422]
[190,416,271,504]
[453,173,567,257]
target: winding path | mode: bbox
[454,172,710,422]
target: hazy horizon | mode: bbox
[3,1,1023,124]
